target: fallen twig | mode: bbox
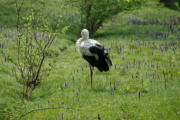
[19,106,73,119]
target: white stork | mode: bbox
[76,29,112,88]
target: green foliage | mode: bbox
[160,0,180,8]
[68,0,145,36]
[0,104,11,120]
[12,10,56,100]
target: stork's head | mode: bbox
[81,29,89,40]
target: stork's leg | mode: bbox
[89,64,93,88]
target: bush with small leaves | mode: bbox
[13,10,56,100]
[67,0,145,36]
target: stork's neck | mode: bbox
[82,36,89,40]
[81,32,89,40]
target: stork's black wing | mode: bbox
[83,55,97,67]
[86,44,112,72]
[89,44,104,55]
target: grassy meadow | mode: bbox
[0,0,180,119]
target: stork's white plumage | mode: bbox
[76,29,112,72]
[76,29,112,87]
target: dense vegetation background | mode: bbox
[0,0,180,119]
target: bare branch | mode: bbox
[19,106,73,119]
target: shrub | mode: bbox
[67,0,145,36]
[13,0,56,100]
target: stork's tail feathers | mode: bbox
[105,55,112,67]
[96,50,112,72]
[104,49,112,67]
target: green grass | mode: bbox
[0,0,180,120]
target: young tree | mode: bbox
[68,0,144,36]
[14,0,56,100]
